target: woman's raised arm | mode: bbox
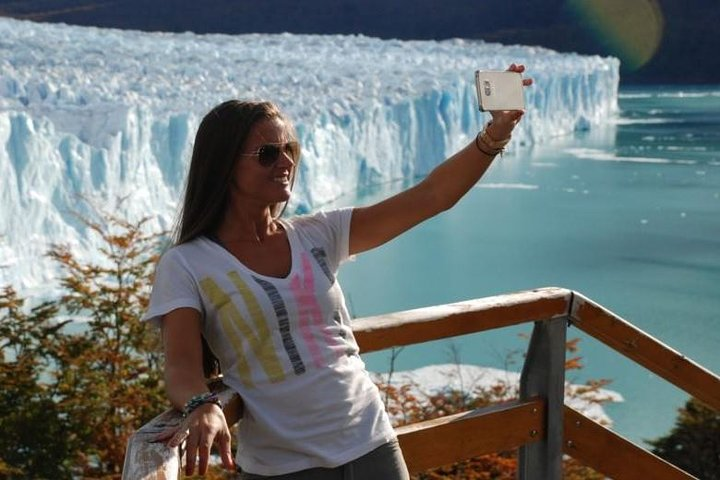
[349,64,530,256]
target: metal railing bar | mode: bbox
[517,318,567,480]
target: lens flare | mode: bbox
[567,0,664,71]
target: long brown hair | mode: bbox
[174,100,298,245]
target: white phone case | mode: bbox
[475,71,525,111]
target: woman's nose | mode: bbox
[278,148,295,167]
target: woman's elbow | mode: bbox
[430,188,461,214]
[421,177,463,214]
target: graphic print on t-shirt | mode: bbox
[200,274,286,388]
[199,250,351,387]
[289,253,345,369]
[253,276,307,376]
[310,247,333,282]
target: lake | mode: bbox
[336,84,720,446]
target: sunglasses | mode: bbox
[238,141,300,168]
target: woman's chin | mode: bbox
[275,189,292,203]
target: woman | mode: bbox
[145,64,531,479]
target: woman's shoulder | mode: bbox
[284,207,354,230]
[283,208,354,254]
[159,237,212,265]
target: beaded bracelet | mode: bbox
[481,122,512,150]
[474,131,506,157]
[182,392,222,418]
[475,133,500,156]
[474,122,512,157]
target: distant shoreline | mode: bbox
[1,0,719,85]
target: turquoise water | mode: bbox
[335,85,720,446]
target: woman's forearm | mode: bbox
[165,365,211,411]
[421,137,498,212]
[161,307,212,411]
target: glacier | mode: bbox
[0,17,619,292]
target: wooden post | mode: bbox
[517,317,567,480]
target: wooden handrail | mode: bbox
[122,408,182,480]
[122,287,718,479]
[564,406,698,479]
[571,293,720,411]
[353,287,571,352]
[397,397,545,473]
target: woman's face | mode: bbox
[230,117,297,211]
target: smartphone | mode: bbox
[475,70,525,111]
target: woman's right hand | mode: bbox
[154,402,235,476]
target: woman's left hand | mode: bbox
[486,63,533,141]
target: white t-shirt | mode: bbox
[143,208,396,475]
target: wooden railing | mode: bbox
[122,287,720,479]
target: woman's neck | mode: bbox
[217,206,280,245]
